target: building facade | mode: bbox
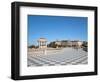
[55,40,83,48]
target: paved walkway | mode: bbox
[28,48,88,67]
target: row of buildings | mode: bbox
[49,40,83,48]
[37,38,84,49]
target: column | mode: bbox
[38,41,40,48]
[45,41,47,48]
[41,41,42,48]
[40,41,41,48]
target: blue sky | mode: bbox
[28,15,87,46]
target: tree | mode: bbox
[48,42,58,48]
[28,45,36,49]
[82,41,88,52]
[82,41,88,47]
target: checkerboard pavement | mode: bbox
[28,48,88,67]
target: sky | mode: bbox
[28,15,87,46]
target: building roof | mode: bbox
[37,38,47,42]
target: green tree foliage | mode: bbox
[48,42,58,48]
[28,45,36,48]
[82,41,88,47]
[82,41,88,52]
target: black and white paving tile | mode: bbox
[28,48,88,67]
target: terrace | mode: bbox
[28,47,88,66]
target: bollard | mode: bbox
[44,49,47,55]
